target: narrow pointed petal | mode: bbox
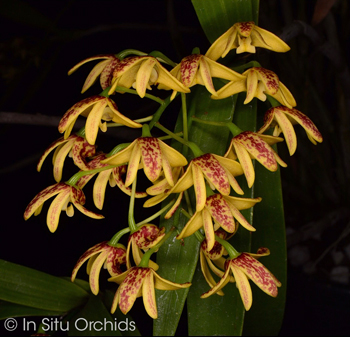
[108,269,130,285]
[125,142,141,187]
[156,62,191,93]
[24,183,68,220]
[223,167,244,195]
[200,251,225,295]
[58,96,102,133]
[142,272,158,319]
[152,269,191,290]
[113,166,147,198]
[118,268,149,315]
[257,109,275,134]
[136,58,156,98]
[81,59,110,93]
[201,268,231,298]
[258,134,284,146]
[164,192,183,219]
[52,138,76,182]
[223,195,262,210]
[171,163,194,193]
[192,163,207,211]
[244,69,259,104]
[143,193,169,208]
[68,55,112,75]
[158,140,188,167]
[272,81,296,108]
[71,242,107,281]
[202,208,215,251]
[282,107,323,143]
[199,56,217,95]
[233,142,255,187]
[102,140,136,166]
[37,136,72,172]
[89,251,108,295]
[247,247,270,259]
[213,79,246,100]
[213,155,243,176]
[230,265,253,310]
[225,199,256,232]
[85,100,107,145]
[106,99,142,128]
[177,212,202,240]
[100,57,119,89]
[139,138,162,183]
[232,253,279,297]
[273,109,297,155]
[206,194,235,233]
[73,202,104,219]
[206,57,245,82]
[161,154,174,186]
[63,116,78,139]
[205,26,236,61]
[46,190,70,233]
[251,26,290,52]
[93,169,112,210]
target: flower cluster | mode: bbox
[24,21,322,319]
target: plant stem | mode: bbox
[66,165,115,186]
[108,227,130,246]
[215,235,240,259]
[116,49,148,60]
[128,177,138,233]
[136,200,175,227]
[114,86,164,104]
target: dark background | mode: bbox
[0,0,349,335]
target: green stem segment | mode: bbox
[149,95,174,130]
[108,227,130,247]
[142,124,152,137]
[66,165,115,186]
[136,200,175,227]
[138,227,175,267]
[155,123,204,157]
[148,50,177,67]
[107,143,130,157]
[191,116,243,137]
[215,235,240,259]
[181,93,189,157]
[116,49,148,60]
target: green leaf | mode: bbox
[0,301,63,320]
[69,294,123,336]
[153,84,237,336]
[191,0,260,43]
[187,93,257,336]
[242,141,287,336]
[0,259,89,312]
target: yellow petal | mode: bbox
[202,208,215,251]
[142,271,158,319]
[152,269,191,290]
[89,251,108,295]
[223,195,262,210]
[212,78,246,100]
[199,56,217,95]
[164,192,183,219]
[125,142,141,187]
[139,138,162,183]
[52,138,76,182]
[234,141,255,188]
[244,68,259,104]
[107,99,142,128]
[81,59,110,93]
[213,155,243,176]
[171,163,194,193]
[102,140,136,166]
[200,251,225,295]
[201,267,231,298]
[272,81,296,108]
[46,190,70,233]
[93,169,112,210]
[68,55,112,75]
[158,140,188,167]
[177,211,202,240]
[225,199,256,232]
[251,26,290,53]
[192,163,207,211]
[205,26,236,61]
[230,265,252,311]
[85,100,107,145]
[136,58,156,98]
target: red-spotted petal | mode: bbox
[46,189,70,233]
[232,253,279,297]
[142,271,158,318]
[180,54,201,87]
[138,138,162,183]
[230,264,253,310]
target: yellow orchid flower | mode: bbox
[24,183,104,233]
[158,54,245,99]
[171,153,244,212]
[37,135,96,182]
[108,56,190,98]
[71,241,126,295]
[58,95,142,145]
[225,131,287,188]
[201,249,281,311]
[102,137,188,187]
[258,106,323,155]
[200,230,235,294]
[109,266,191,319]
[213,67,296,108]
[68,54,120,93]
[206,21,290,61]
[126,225,165,270]
[177,193,261,250]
